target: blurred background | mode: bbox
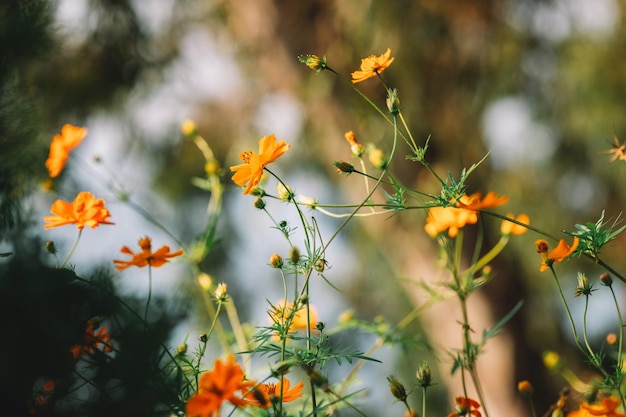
[2,0,626,416]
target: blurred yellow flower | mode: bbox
[230,134,290,194]
[351,48,395,84]
[501,213,530,235]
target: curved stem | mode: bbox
[61,229,83,268]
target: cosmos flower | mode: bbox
[535,237,579,272]
[351,48,395,84]
[247,378,304,408]
[113,236,183,271]
[43,191,113,230]
[46,124,87,178]
[230,134,290,194]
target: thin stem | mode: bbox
[144,265,152,325]
[422,386,427,417]
[550,266,585,354]
[61,229,83,268]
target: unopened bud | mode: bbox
[254,198,266,209]
[269,253,283,269]
[387,375,408,401]
[600,272,613,287]
[45,241,57,255]
[290,247,300,264]
[517,380,533,397]
[416,361,432,387]
[334,160,355,174]
[386,88,401,114]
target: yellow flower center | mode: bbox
[239,150,253,163]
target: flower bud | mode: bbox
[214,283,228,301]
[368,146,388,170]
[290,247,300,264]
[298,54,327,73]
[197,273,213,291]
[175,343,188,356]
[199,333,208,343]
[416,361,432,388]
[517,380,533,397]
[387,375,408,401]
[607,332,618,345]
[277,183,293,201]
[334,160,355,174]
[600,272,613,287]
[45,241,57,255]
[204,159,220,175]
[344,130,364,157]
[181,119,197,136]
[543,351,562,371]
[254,198,266,209]
[269,253,283,269]
[386,88,401,114]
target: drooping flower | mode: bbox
[424,192,509,238]
[46,124,88,178]
[230,134,290,194]
[535,237,579,272]
[344,130,364,157]
[185,355,255,417]
[501,213,530,236]
[351,48,395,84]
[247,378,304,408]
[43,191,113,230]
[113,236,183,271]
[567,397,626,417]
[70,319,113,361]
[447,397,482,417]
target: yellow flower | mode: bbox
[230,134,290,194]
[501,213,530,235]
[113,236,184,271]
[424,192,509,238]
[535,237,579,272]
[43,191,113,230]
[45,124,88,178]
[351,48,395,84]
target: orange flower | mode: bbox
[448,397,482,417]
[535,237,579,272]
[70,320,113,361]
[113,236,184,271]
[567,397,626,417]
[424,192,508,238]
[46,124,88,178]
[186,355,255,417]
[501,213,530,236]
[344,130,364,157]
[247,378,304,408]
[43,191,113,230]
[351,48,395,84]
[230,134,290,194]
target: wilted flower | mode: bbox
[344,130,364,157]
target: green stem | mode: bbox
[549,266,585,354]
[422,386,427,417]
[144,265,152,325]
[60,229,83,268]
